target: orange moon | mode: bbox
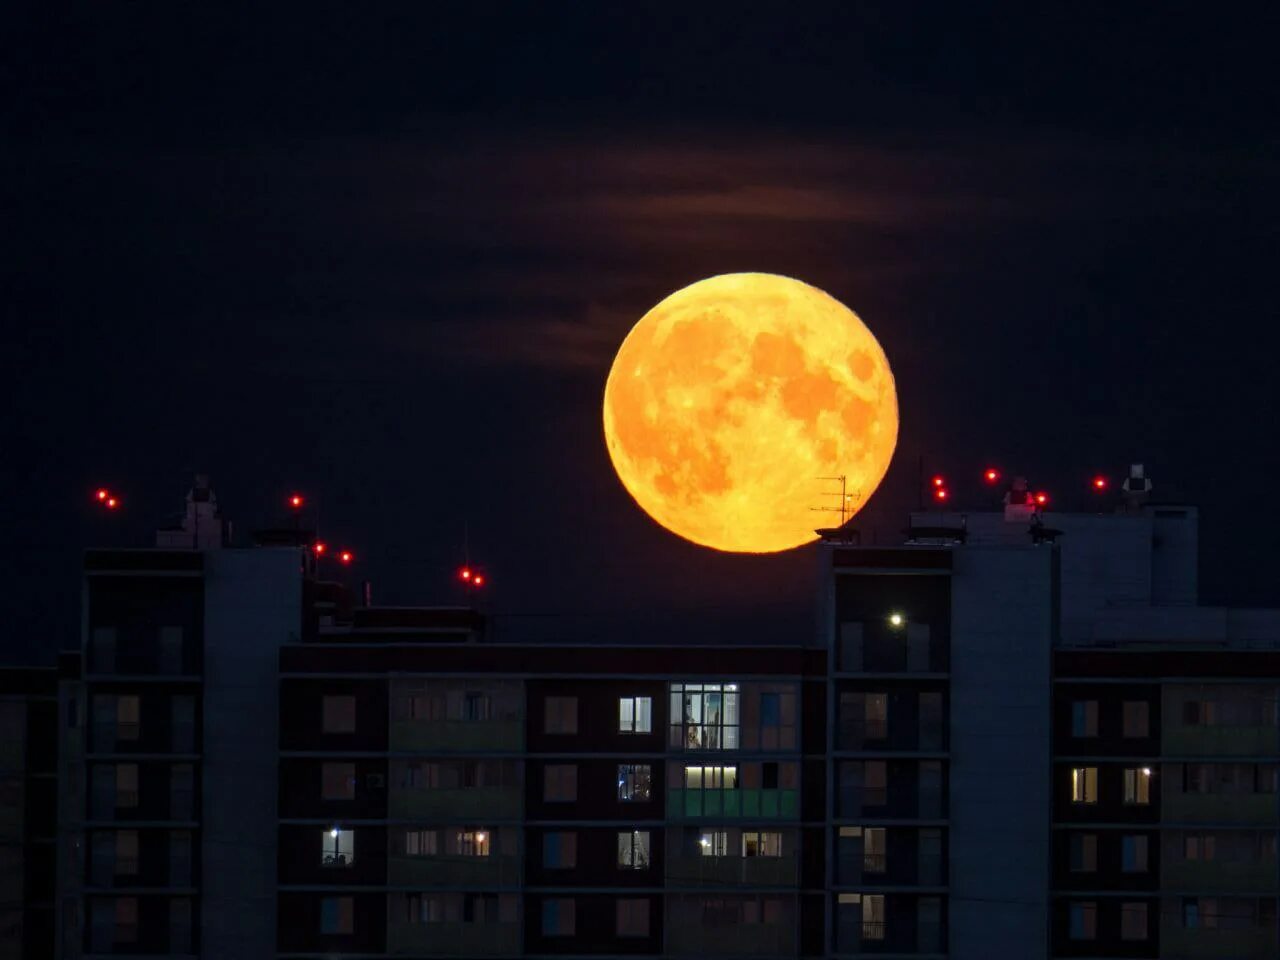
[602,273,898,553]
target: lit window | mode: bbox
[1120,902,1148,940]
[321,763,356,801]
[322,696,356,734]
[1070,767,1098,804]
[320,896,354,935]
[1122,835,1148,873]
[322,828,355,867]
[616,830,651,869]
[1071,701,1098,738]
[116,764,139,809]
[742,831,783,857]
[1069,901,1096,940]
[404,829,438,856]
[616,898,650,937]
[862,894,885,941]
[117,696,140,741]
[618,764,652,802]
[457,829,490,857]
[863,828,886,873]
[543,831,577,869]
[699,831,728,857]
[542,898,575,936]
[669,683,740,750]
[619,696,653,734]
[1069,834,1097,872]
[1123,701,1150,738]
[684,765,738,795]
[1123,768,1152,805]
[115,831,139,875]
[544,764,577,802]
[545,697,578,735]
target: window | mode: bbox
[1070,767,1097,804]
[1184,699,1216,726]
[116,764,139,808]
[862,894,885,941]
[619,696,653,734]
[1123,767,1152,805]
[458,830,490,857]
[1120,902,1148,940]
[699,831,728,857]
[1071,701,1098,737]
[618,764,652,802]
[115,831,139,875]
[544,764,577,802]
[1069,834,1097,872]
[863,827,886,873]
[742,831,782,857]
[1182,898,1200,928]
[1184,833,1216,861]
[322,828,355,867]
[1069,901,1097,940]
[617,830,651,869]
[322,696,356,733]
[405,830,437,856]
[114,897,138,943]
[542,898,575,936]
[864,693,888,739]
[617,898,650,937]
[758,691,796,749]
[684,766,738,791]
[1123,701,1150,738]
[545,696,578,734]
[543,831,577,869]
[462,691,490,721]
[1122,835,1148,873]
[669,683,740,750]
[322,763,356,801]
[320,896,354,935]
[117,696,140,741]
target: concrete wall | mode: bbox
[948,544,1055,960]
[202,549,301,959]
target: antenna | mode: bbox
[811,475,861,526]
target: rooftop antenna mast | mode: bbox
[812,475,861,526]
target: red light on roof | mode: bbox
[933,488,949,502]
[984,469,1000,484]
[289,494,304,509]
[473,574,485,587]
[96,488,109,501]
[339,550,353,564]
[313,542,326,555]
[459,567,472,581]
[1092,476,1109,490]
[931,475,945,488]
[1035,492,1049,506]
[106,497,119,509]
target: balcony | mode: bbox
[389,787,521,819]
[666,921,794,956]
[666,855,799,886]
[667,789,800,820]
[1164,725,1279,757]
[389,719,522,752]
[1160,921,1277,959]
[1162,792,1276,824]
[388,854,521,887]
[386,921,520,956]
[1161,858,1279,894]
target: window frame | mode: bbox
[618,696,653,734]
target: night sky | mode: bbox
[5,7,1278,662]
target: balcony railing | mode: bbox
[862,853,886,873]
[861,920,886,941]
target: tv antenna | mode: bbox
[812,475,861,526]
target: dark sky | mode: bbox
[4,6,1278,661]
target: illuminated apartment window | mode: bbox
[617,898,650,937]
[1069,901,1097,940]
[862,894,885,941]
[742,831,782,857]
[1122,835,1148,872]
[320,896,354,935]
[542,898,575,936]
[321,763,356,801]
[322,696,356,734]
[669,683,740,750]
[1071,701,1098,737]
[1069,833,1097,872]
[114,897,138,944]
[322,828,355,867]
[619,696,653,734]
[1120,902,1148,940]
[863,828,886,873]
[115,830,139,875]
[117,696,140,741]
[545,696,578,734]
[1123,701,1150,738]
[1123,768,1152,805]
[457,829,490,857]
[405,829,438,856]
[116,764,139,809]
[699,831,728,857]
[616,830,650,869]
[543,831,577,868]
[618,764,652,802]
[1070,767,1098,804]
[544,764,577,802]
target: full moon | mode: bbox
[602,273,898,553]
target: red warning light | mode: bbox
[96,488,109,501]
[933,488,949,502]
[983,469,1000,484]
[106,497,119,509]
[1092,476,1109,491]
[1035,492,1049,506]
[339,550,353,565]
[289,494,304,509]
[473,575,485,587]
[313,542,327,555]
[931,475,945,488]
[459,567,472,581]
